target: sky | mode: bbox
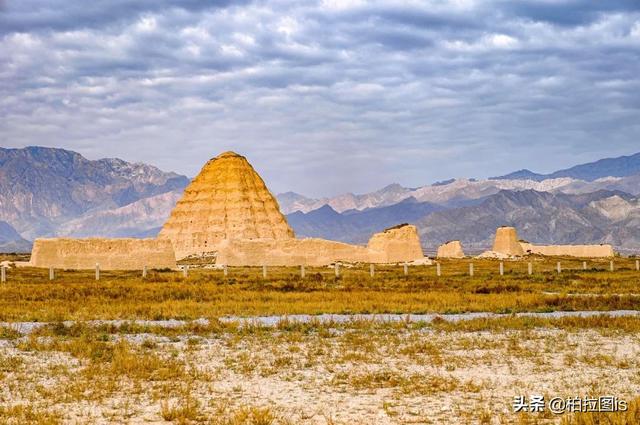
[1,0,639,197]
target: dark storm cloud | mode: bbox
[1,0,640,197]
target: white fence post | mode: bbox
[610,261,614,272]
[528,262,533,275]
[557,262,561,274]
[469,263,474,277]
[262,264,267,279]
[183,265,189,278]
[636,259,639,271]
[436,263,441,277]
[583,261,587,270]
[403,262,408,276]
[301,264,305,278]
[499,262,504,276]
[370,263,375,277]
[49,266,54,281]
[223,264,228,277]
[1,266,5,283]
[142,266,147,278]
[334,263,340,277]
[95,263,100,281]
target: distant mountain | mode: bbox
[279,152,640,216]
[278,178,578,214]
[0,146,188,240]
[287,189,640,253]
[279,183,413,214]
[493,169,546,181]
[492,152,640,182]
[56,190,183,238]
[419,189,640,253]
[287,197,445,244]
[3,146,640,254]
[0,221,31,252]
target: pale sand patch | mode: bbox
[1,328,638,424]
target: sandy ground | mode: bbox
[1,325,639,424]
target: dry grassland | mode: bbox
[0,256,639,321]
[1,254,639,424]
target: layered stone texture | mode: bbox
[437,240,465,259]
[520,242,614,258]
[492,227,525,256]
[29,238,176,270]
[158,151,294,260]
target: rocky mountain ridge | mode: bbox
[1,147,639,253]
[0,146,188,243]
[286,189,640,254]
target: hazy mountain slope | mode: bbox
[56,190,183,238]
[279,184,414,214]
[278,178,576,214]
[0,221,31,252]
[0,147,189,239]
[556,175,640,196]
[286,189,640,253]
[280,151,640,214]
[418,190,636,253]
[493,152,640,182]
[287,197,445,244]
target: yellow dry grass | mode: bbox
[0,256,639,321]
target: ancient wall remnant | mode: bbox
[29,238,177,270]
[437,240,465,259]
[520,242,614,258]
[491,226,616,258]
[366,224,424,263]
[214,224,424,266]
[492,226,525,256]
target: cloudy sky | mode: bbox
[1,0,639,197]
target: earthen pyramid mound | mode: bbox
[159,151,294,259]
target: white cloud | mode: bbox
[0,0,639,196]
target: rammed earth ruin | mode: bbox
[157,152,424,266]
[490,226,614,258]
[28,152,425,269]
[26,152,617,270]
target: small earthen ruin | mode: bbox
[490,226,615,258]
[436,241,465,259]
[492,227,525,257]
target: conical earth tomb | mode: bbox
[159,151,426,265]
[159,152,294,259]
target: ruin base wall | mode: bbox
[214,225,425,266]
[29,238,177,270]
[520,242,614,258]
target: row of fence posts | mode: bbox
[172,259,633,279]
[1,259,640,283]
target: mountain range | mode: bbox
[0,146,188,249]
[0,146,639,254]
